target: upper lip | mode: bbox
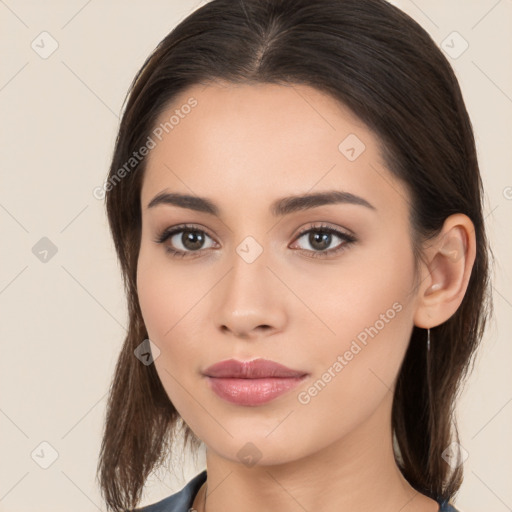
[203,358,308,378]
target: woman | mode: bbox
[96,0,492,511]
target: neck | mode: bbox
[195,391,439,512]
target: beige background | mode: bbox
[1,1,511,511]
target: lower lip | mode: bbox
[205,376,307,406]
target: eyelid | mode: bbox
[293,222,355,240]
[153,223,216,244]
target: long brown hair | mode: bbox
[96,0,492,510]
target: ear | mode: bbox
[413,213,476,329]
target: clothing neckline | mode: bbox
[187,470,454,512]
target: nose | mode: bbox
[214,250,288,341]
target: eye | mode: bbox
[153,224,217,258]
[154,222,356,259]
[290,223,356,258]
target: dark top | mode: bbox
[133,470,460,511]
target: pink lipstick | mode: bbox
[203,358,308,406]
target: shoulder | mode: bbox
[133,470,207,512]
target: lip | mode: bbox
[203,358,309,406]
[203,358,308,379]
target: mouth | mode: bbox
[202,358,309,406]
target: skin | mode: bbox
[136,82,476,512]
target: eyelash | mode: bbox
[153,223,357,259]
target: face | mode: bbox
[136,82,420,465]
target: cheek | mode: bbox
[136,247,201,342]
[136,248,215,391]
[293,247,413,333]
[291,246,416,386]
[136,259,169,342]
[287,259,415,446]
[136,252,202,410]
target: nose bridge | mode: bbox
[214,232,286,337]
[224,235,272,311]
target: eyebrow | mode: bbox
[146,189,376,216]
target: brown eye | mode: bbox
[154,224,217,257]
[175,229,207,251]
[291,224,356,259]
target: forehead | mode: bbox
[140,82,407,218]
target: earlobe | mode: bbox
[414,214,476,329]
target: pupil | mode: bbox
[183,230,204,250]
[310,232,330,250]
